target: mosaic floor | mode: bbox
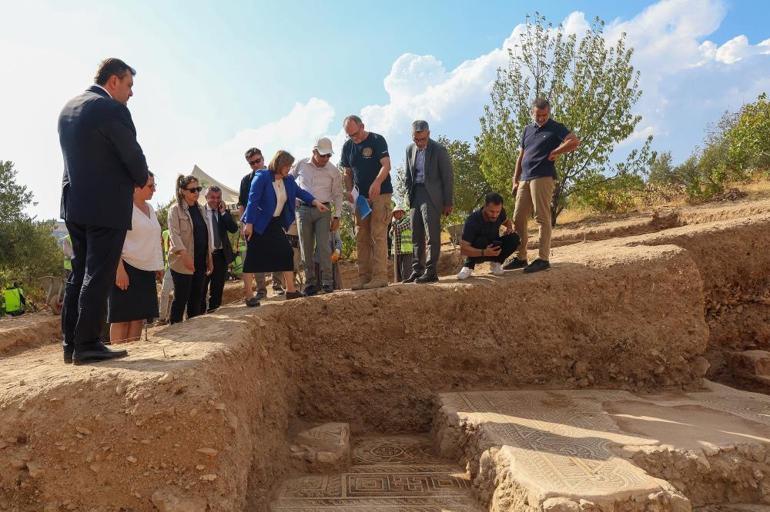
[270,435,483,512]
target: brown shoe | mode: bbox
[362,278,388,289]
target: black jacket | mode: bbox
[211,209,239,264]
[59,85,149,230]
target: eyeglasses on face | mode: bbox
[185,186,202,193]
[247,157,264,166]
[316,152,332,158]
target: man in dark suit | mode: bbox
[59,58,149,365]
[202,186,238,312]
[403,120,454,283]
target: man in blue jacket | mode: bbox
[58,58,149,365]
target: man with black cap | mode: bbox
[290,137,344,295]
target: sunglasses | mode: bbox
[185,186,202,193]
[247,158,263,165]
[316,153,332,158]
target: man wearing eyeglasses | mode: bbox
[341,115,393,290]
[290,137,344,295]
[238,147,284,306]
[403,120,454,284]
[58,58,149,365]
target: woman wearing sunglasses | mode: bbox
[167,175,213,323]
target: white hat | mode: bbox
[314,137,334,156]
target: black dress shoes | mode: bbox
[403,272,422,283]
[72,343,128,365]
[415,273,439,284]
[64,351,73,364]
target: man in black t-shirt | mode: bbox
[237,147,283,306]
[340,115,393,290]
[456,192,519,280]
[506,98,580,274]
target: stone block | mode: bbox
[290,422,350,472]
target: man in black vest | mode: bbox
[58,58,149,364]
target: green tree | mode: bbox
[477,13,652,224]
[726,92,770,172]
[0,161,61,292]
[435,136,490,219]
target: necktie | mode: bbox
[213,211,222,249]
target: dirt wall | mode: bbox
[623,214,770,356]
[271,243,708,432]
[0,310,296,512]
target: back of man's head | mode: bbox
[94,58,136,86]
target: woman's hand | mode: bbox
[243,223,254,241]
[313,200,329,213]
[115,261,129,290]
[181,251,195,272]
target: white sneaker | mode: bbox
[457,267,473,280]
[490,262,504,276]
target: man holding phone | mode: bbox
[202,186,238,311]
[456,192,519,280]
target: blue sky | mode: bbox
[1,0,769,219]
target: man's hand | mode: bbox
[345,192,354,204]
[181,252,195,272]
[206,257,213,276]
[442,205,453,216]
[243,223,254,241]
[548,149,559,161]
[218,201,226,214]
[331,217,340,232]
[368,180,381,200]
[503,225,514,236]
[115,264,129,290]
[511,180,519,196]
[331,250,341,263]
[156,270,164,282]
[486,243,502,257]
[313,200,329,213]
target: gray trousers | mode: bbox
[297,205,332,287]
[159,268,174,321]
[410,186,442,276]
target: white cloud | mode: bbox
[4,0,770,218]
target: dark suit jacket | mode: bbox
[211,209,239,264]
[59,85,149,230]
[404,138,454,213]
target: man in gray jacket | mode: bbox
[403,120,454,283]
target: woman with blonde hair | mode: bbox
[167,175,213,323]
[108,171,164,341]
[242,150,327,303]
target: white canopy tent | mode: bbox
[190,165,240,208]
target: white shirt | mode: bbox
[272,179,287,217]
[122,203,163,271]
[205,204,223,250]
[93,84,113,99]
[290,157,344,216]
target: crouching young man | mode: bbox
[457,192,519,280]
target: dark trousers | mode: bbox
[170,267,206,324]
[464,233,519,269]
[62,221,127,352]
[202,250,227,311]
[411,186,442,277]
[395,253,413,282]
